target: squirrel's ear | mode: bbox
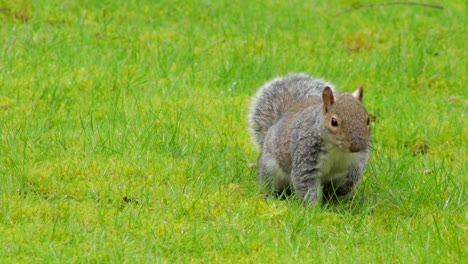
[352,85,364,102]
[322,86,335,113]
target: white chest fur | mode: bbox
[317,142,363,184]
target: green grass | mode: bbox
[0,0,466,262]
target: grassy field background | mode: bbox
[0,0,466,262]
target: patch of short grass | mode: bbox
[0,0,466,262]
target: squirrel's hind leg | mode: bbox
[258,152,291,198]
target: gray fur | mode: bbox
[248,73,334,149]
[248,74,371,206]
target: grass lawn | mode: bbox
[0,0,466,262]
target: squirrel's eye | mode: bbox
[331,118,338,127]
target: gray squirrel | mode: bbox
[248,74,371,206]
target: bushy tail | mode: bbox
[248,74,333,149]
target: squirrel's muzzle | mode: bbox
[348,137,366,153]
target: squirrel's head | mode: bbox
[322,86,371,153]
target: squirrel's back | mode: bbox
[248,74,334,149]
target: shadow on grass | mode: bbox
[264,187,373,216]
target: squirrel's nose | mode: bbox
[349,138,364,152]
[349,145,362,153]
